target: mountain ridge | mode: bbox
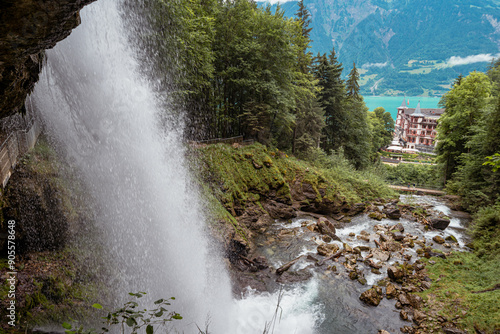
[260,0,500,95]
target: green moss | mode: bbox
[419,252,500,333]
[194,143,395,234]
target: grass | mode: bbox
[195,143,395,219]
[417,202,500,333]
[419,252,500,333]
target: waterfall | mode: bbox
[33,0,234,331]
[32,0,321,332]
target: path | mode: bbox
[388,185,444,196]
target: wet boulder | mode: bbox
[388,266,405,282]
[359,286,383,306]
[386,283,398,299]
[384,206,401,220]
[263,200,297,220]
[317,243,339,256]
[432,235,445,244]
[429,217,450,230]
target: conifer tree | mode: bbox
[346,62,360,99]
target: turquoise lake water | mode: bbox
[364,96,442,120]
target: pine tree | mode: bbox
[346,62,360,99]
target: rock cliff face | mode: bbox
[0,0,95,119]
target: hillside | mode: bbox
[261,0,500,96]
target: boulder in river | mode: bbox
[433,235,445,244]
[386,282,398,299]
[359,286,383,306]
[429,217,451,230]
[388,266,405,282]
[317,243,339,256]
[384,206,401,220]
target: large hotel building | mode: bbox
[387,100,445,155]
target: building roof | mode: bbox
[413,102,424,117]
[402,107,445,118]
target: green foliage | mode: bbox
[419,252,500,333]
[436,71,492,182]
[471,202,500,258]
[382,163,443,189]
[63,292,183,334]
[368,107,395,160]
[483,153,500,172]
[196,143,394,219]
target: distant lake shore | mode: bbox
[364,96,442,120]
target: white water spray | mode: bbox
[33,0,233,331]
[32,0,321,332]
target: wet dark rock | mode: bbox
[317,243,339,256]
[400,309,409,321]
[429,217,451,230]
[263,200,296,220]
[357,235,370,242]
[0,0,96,118]
[393,233,405,242]
[384,206,402,220]
[359,286,383,306]
[388,266,405,283]
[445,235,458,243]
[432,235,445,244]
[369,211,385,221]
[276,268,313,284]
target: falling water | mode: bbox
[32,0,322,332]
[33,0,234,331]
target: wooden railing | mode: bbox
[191,135,254,146]
[0,117,41,188]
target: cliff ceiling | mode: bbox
[0,0,95,119]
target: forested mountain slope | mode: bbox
[262,0,500,95]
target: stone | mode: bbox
[398,292,410,305]
[358,277,367,285]
[317,243,339,256]
[378,331,391,334]
[430,217,451,230]
[349,232,356,237]
[359,287,383,306]
[421,281,431,290]
[409,294,423,309]
[432,235,445,244]
[355,245,370,252]
[369,211,385,221]
[400,309,409,321]
[371,249,391,262]
[413,310,426,324]
[367,259,382,269]
[393,233,405,242]
[384,241,402,252]
[349,270,359,280]
[386,283,398,299]
[388,266,405,282]
[263,201,296,220]
[356,235,370,242]
[445,235,458,243]
[384,206,402,220]
[322,235,332,242]
[360,230,370,236]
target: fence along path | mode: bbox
[0,110,41,188]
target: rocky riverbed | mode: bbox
[228,195,471,334]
